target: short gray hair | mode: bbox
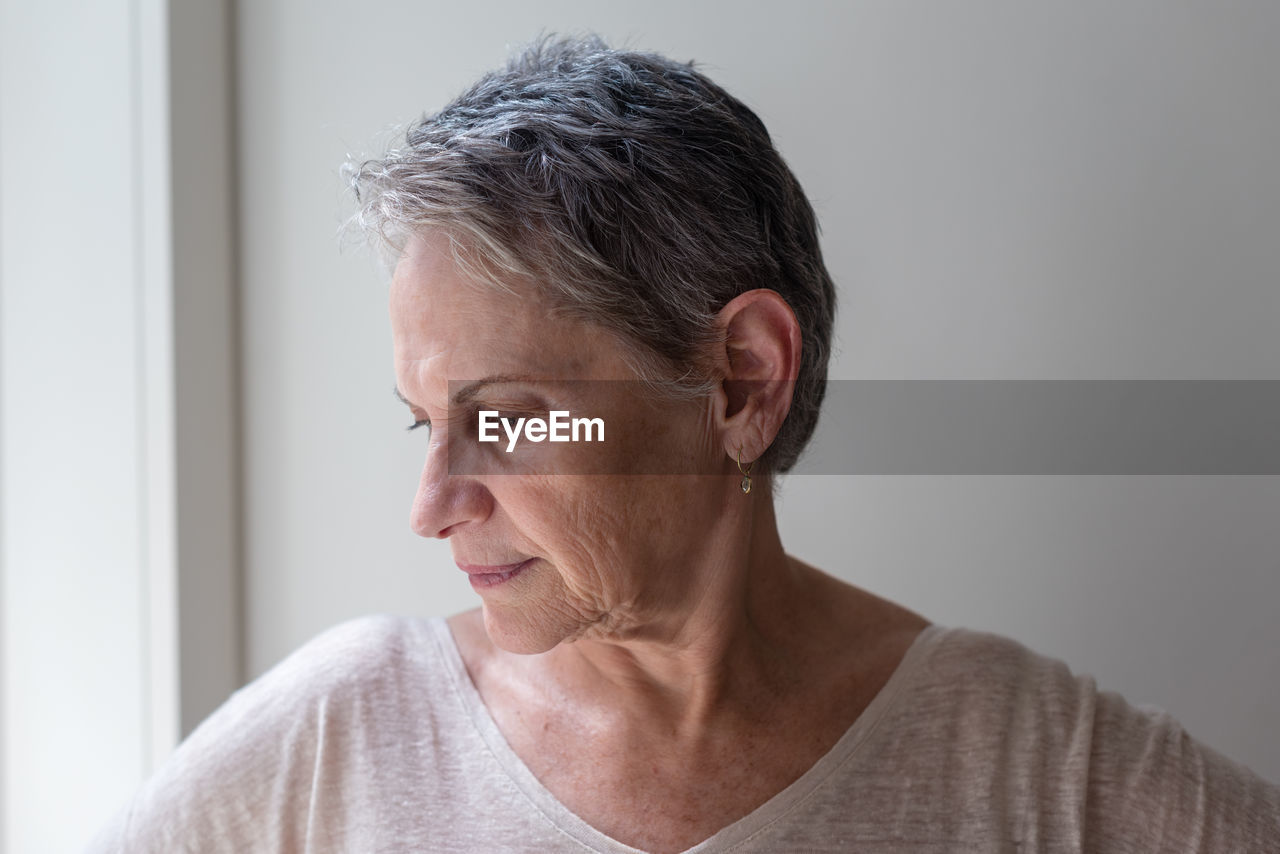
[348,35,836,473]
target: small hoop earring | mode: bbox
[737,448,755,495]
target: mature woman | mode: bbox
[92,36,1277,853]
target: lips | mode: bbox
[457,558,534,589]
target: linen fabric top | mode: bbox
[87,615,1280,853]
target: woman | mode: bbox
[92,36,1277,853]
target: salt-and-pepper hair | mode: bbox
[348,35,835,473]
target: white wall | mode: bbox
[1,6,151,850]
[0,1,238,850]
[233,0,1279,787]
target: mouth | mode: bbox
[457,558,534,590]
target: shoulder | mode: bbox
[888,627,1099,819]
[893,626,1280,850]
[177,612,443,753]
[250,612,439,698]
[904,625,1097,740]
[87,614,450,853]
[1084,687,1280,850]
[202,613,444,735]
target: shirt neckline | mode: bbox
[429,617,945,854]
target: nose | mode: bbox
[409,425,493,538]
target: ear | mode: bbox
[713,289,802,464]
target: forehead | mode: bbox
[391,231,519,312]
[389,231,612,384]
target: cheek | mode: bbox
[514,474,725,603]
[501,481,647,594]
[605,396,721,478]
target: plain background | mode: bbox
[239,0,1280,766]
[3,2,1278,851]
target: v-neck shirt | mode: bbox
[88,614,1280,852]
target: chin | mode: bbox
[480,603,571,656]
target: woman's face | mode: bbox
[390,231,731,653]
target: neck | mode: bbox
[546,485,819,734]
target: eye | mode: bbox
[407,419,431,433]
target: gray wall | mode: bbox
[235,0,1279,786]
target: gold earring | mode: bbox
[737,448,754,495]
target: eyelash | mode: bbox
[406,419,430,432]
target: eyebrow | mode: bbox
[392,374,540,409]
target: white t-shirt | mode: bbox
[87,615,1280,852]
